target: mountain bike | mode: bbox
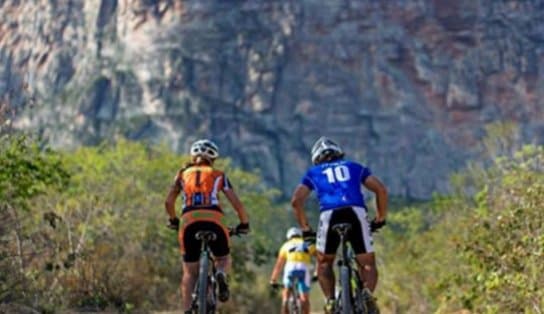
[190,228,240,314]
[272,272,319,314]
[332,223,379,314]
[275,274,303,314]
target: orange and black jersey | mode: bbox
[173,165,232,213]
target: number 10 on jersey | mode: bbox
[322,165,351,183]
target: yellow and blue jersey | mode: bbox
[279,237,316,266]
[279,237,316,293]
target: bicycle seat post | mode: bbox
[332,223,351,263]
[196,231,217,252]
[193,230,219,314]
[332,223,351,237]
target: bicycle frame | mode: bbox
[333,223,353,314]
[332,223,368,314]
[191,231,218,314]
[190,228,240,314]
[282,276,302,314]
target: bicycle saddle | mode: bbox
[331,223,351,235]
[195,230,217,241]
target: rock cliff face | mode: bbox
[2,0,544,198]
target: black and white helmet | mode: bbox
[190,139,219,161]
[311,136,344,165]
[286,227,302,239]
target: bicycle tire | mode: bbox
[293,301,302,314]
[362,288,380,314]
[197,252,209,314]
[352,287,366,314]
[292,288,302,314]
[340,266,352,314]
[351,270,366,314]
[208,277,217,314]
[287,294,299,314]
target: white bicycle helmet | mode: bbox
[311,136,344,165]
[286,227,303,239]
[190,139,219,160]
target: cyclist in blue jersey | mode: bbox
[290,136,388,313]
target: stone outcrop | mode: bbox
[1,0,543,198]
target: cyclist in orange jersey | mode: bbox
[165,139,250,314]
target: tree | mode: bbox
[0,134,69,311]
[455,144,544,312]
[376,123,544,313]
[0,138,291,312]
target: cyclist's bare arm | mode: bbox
[310,246,318,277]
[270,255,287,283]
[291,184,312,231]
[363,175,388,222]
[165,181,181,219]
[223,189,249,224]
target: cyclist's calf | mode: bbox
[316,253,336,300]
[281,286,310,314]
[182,262,199,311]
[299,293,310,314]
[355,252,378,292]
[214,255,230,273]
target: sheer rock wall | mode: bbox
[2,0,544,198]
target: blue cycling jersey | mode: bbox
[300,159,371,211]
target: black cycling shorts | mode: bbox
[182,221,229,263]
[316,206,373,255]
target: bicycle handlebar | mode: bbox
[166,222,247,237]
[270,275,318,290]
[228,227,242,237]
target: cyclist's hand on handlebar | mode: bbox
[235,222,250,235]
[370,218,386,232]
[269,281,280,290]
[302,229,316,244]
[167,217,180,230]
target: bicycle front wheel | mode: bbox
[197,253,209,314]
[340,266,352,314]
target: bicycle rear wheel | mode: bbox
[291,288,302,314]
[362,288,380,314]
[339,266,352,314]
[287,295,301,314]
[351,269,366,314]
[352,286,366,314]
[197,253,209,314]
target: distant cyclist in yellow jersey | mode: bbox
[269,227,316,314]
